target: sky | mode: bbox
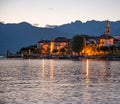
[0,0,120,27]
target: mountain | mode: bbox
[0,22,68,56]
[54,20,120,36]
[0,20,120,56]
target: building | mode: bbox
[82,21,115,56]
[82,35,99,55]
[53,37,70,50]
[37,37,70,55]
[37,40,51,55]
[99,21,114,47]
[114,35,120,46]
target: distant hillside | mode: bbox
[0,20,120,56]
[0,22,68,56]
[54,20,120,36]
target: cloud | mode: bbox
[48,8,54,11]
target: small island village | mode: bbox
[7,21,120,60]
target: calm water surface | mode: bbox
[0,59,120,104]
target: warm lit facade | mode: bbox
[99,21,114,47]
[82,21,115,56]
[82,44,97,56]
[53,37,70,50]
[99,35,114,47]
[37,37,70,55]
[37,40,51,55]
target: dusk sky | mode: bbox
[0,0,120,27]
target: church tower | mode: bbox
[105,20,110,35]
[99,20,114,47]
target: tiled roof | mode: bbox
[99,34,114,39]
[53,37,70,42]
[38,40,51,43]
[83,35,99,41]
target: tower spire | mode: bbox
[105,20,110,35]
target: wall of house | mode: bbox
[99,38,114,47]
[54,42,68,50]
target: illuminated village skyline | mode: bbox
[14,21,118,58]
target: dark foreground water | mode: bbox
[0,59,120,104]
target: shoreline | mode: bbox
[4,54,120,61]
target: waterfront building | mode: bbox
[52,37,70,50]
[37,40,51,55]
[99,21,114,47]
[114,35,120,46]
[81,35,99,55]
[37,37,70,55]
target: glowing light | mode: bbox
[83,59,91,101]
[86,59,89,83]
[50,59,54,98]
[42,59,45,79]
[50,60,54,81]
[50,42,54,54]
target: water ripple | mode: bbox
[0,59,120,104]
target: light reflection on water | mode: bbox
[0,59,120,104]
[85,59,89,83]
[42,59,45,80]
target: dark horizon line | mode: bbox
[0,19,120,27]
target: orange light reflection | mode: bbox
[86,59,89,83]
[42,59,45,79]
[50,60,54,81]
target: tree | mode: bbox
[60,47,66,55]
[100,46,109,54]
[65,45,72,55]
[19,45,39,54]
[52,49,58,55]
[109,45,116,54]
[71,35,86,55]
[46,47,50,55]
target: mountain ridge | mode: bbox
[54,20,120,36]
[0,20,120,56]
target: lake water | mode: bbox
[0,59,120,104]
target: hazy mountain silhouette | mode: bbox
[54,20,120,36]
[0,20,120,56]
[0,22,68,55]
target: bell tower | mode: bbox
[105,20,110,35]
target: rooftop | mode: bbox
[99,34,114,39]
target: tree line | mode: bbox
[18,34,120,56]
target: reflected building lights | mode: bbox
[105,61,112,77]
[27,58,31,71]
[83,59,91,101]
[99,61,112,81]
[42,59,45,79]
[50,60,54,82]
[49,59,54,98]
[86,59,89,83]
[99,61,105,80]
[41,59,46,94]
